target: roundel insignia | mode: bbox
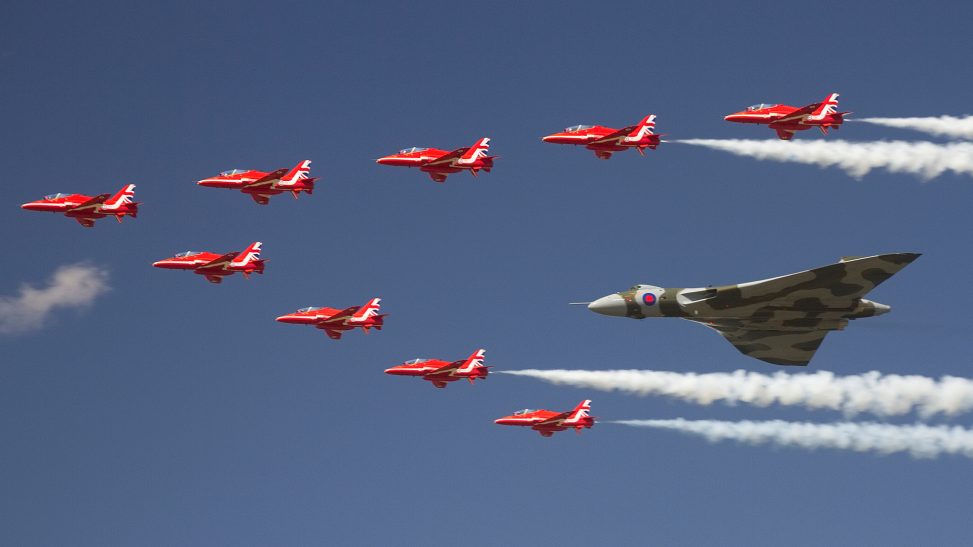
[642,292,657,306]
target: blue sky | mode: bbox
[3,1,973,545]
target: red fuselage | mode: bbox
[276,302,385,340]
[494,405,595,437]
[152,248,265,283]
[384,353,489,388]
[543,125,661,159]
[197,163,317,205]
[376,144,495,183]
[724,97,847,140]
[21,191,139,227]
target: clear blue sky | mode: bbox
[3,1,972,545]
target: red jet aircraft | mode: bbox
[494,400,594,437]
[152,241,265,284]
[542,115,662,159]
[384,348,489,388]
[276,298,385,340]
[724,92,848,140]
[21,184,139,227]
[375,138,496,182]
[196,160,317,204]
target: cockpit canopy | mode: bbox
[404,358,430,365]
[44,193,69,200]
[219,169,250,176]
[174,251,200,258]
[399,147,428,154]
[746,104,777,111]
[513,409,536,416]
[297,307,322,313]
[564,124,594,132]
[629,284,663,291]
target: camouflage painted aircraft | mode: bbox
[582,253,920,366]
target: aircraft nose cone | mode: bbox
[587,294,627,317]
[542,135,556,142]
[375,156,392,165]
[275,315,292,323]
[873,303,891,316]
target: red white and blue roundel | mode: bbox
[642,292,657,306]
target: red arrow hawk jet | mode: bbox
[196,160,317,205]
[543,115,662,159]
[495,400,594,437]
[384,348,489,388]
[376,137,496,182]
[21,184,139,227]
[724,92,849,140]
[276,297,385,340]
[152,241,265,284]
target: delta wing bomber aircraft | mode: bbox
[583,253,920,366]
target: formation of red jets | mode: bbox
[21,92,848,437]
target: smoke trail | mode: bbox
[675,139,973,179]
[856,116,973,140]
[613,419,973,459]
[499,369,973,419]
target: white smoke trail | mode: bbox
[675,139,973,180]
[855,116,973,140]
[613,419,973,459]
[499,369,973,419]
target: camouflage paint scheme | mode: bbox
[586,253,920,366]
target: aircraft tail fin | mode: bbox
[350,297,382,323]
[457,348,487,373]
[626,115,657,140]
[101,184,137,211]
[278,159,313,187]
[457,138,490,165]
[230,241,263,269]
[565,399,592,424]
[809,92,840,119]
